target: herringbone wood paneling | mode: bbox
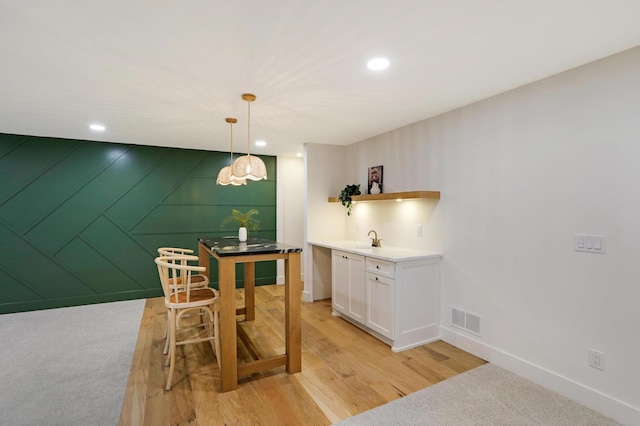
[0,133,277,314]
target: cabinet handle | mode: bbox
[375,277,379,281]
[376,265,380,269]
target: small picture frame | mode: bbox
[368,165,383,195]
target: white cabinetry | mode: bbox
[331,250,365,322]
[392,257,440,351]
[329,247,441,352]
[366,258,394,339]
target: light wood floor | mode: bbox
[119,284,486,425]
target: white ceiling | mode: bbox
[2,1,640,158]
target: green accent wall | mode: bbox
[0,133,277,314]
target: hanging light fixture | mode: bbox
[231,93,267,181]
[216,117,246,186]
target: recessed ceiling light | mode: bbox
[89,123,105,132]
[367,58,389,71]
[255,140,266,147]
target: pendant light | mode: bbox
[216,117,246,186]
[231,93,267,181]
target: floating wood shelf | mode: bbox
[328,190,440,203]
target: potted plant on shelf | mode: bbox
[338,184,361,216]
[220,209,260,242]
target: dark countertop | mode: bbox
[199,237,302,257]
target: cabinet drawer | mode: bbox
[366,257,395,278]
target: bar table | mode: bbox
[198,237,302,392]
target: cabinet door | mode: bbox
[346,254,365,322]
[331,251,349,315]
[366,272,394,339]
[331,250,365,322]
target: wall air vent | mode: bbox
[452,307,466,328]
[451,307,481,336]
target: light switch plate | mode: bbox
[575,234,606,254]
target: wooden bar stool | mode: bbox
[157,247,210,289]
[155,255,220,390]
[157,247,215,354]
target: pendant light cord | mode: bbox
[229,121,233,163]
[246,99,251,157]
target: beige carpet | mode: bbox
[0,299,145,426]
[335,363,618,426]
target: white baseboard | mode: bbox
[440,325,640,426]
[392,336,440,353]
[302,290,313,302]
[276,272,304,285]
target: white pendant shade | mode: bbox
[231,154,267,181]
[216,165,246,185]
[232,93,268,181]
[216,117,247,186]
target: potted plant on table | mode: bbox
[220,209,260,242]
[338,184,361,216]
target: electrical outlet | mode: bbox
[589,348,605,370]
[417,224,423,237]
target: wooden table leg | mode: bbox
[285,252,302,374]
[198,243,210,279]
[218,257,238,392]
[243,262,255,321]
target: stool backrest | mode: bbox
[158,247,194,256]
[155,255,205,304]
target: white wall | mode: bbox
[276,156,305,284]
[305,46,640,424]
[342,123,444,250]
[434,47,640,424]
[304,143,348,301]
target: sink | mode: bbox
[351,245,383,253]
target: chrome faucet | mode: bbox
[368,230,382,247]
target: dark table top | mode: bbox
[199,237,302,257]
